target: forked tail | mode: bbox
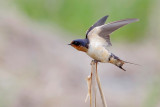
[109,53,139,71]
[123,61,140,66]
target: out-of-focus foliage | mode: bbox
[143,80,160,107]
[14,0,154,41]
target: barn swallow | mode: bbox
[69,15,139,71]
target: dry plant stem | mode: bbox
[85,76,91,103]
[95,62,107,107]
[90,60,97,107]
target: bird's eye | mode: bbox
[73,41,80,46]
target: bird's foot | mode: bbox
[93,60,100,63]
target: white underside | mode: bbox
[87,44,110,63]
[86,33,111,63]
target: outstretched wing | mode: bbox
[88,18,139,46]
[86,15,109,37]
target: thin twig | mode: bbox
[86,60,107,107]
[85,76,91,103]
[90,60,97,107]
[95,62,107,107]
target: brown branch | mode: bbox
[86,60,107,107]
[85,75,91,103]
[90,60,97,107]
[95,62,107,107]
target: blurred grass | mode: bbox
[14,0,154,42]
[143,79,160,107]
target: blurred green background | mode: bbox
[15,0,153,41]
[0,0,160,107]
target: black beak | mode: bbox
[68,43,71,45]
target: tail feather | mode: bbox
[109,53,139,71]
[124,61,140,66]
[116,59,126,71]
[118,66,126,71]
[115,60,140,71]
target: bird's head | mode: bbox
[68,39,89,52]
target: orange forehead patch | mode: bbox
[71,45,88,52]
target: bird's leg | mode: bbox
[93,60,100,63]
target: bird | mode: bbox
[68,15,139,71]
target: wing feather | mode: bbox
[88,18,139,46]
[86,15,109,37]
